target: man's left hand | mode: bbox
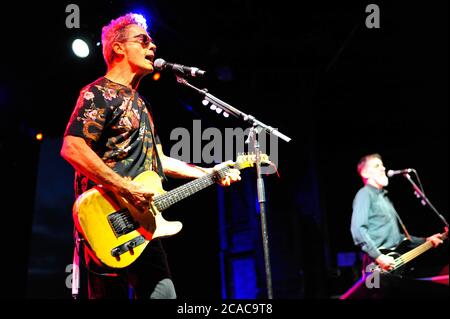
[426,233,444,248]
[212,160,241,187]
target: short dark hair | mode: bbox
[357,153,382,176]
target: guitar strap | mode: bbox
[384,190,412,241]
[151,130,167,182]
[394,211,412,241]
[140,94,167,182]
[71,230,81,299]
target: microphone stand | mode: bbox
[175,76,291,143]
[403,173,449,228]
[176,76,291,299]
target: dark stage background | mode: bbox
[1,1,447,300]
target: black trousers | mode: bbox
[83,238,174,299]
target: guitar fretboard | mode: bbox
[393,232,447,271]
[393,241,433,270]
[152,166,233,211]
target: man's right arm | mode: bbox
[61,135,153,210]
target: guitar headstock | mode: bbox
[235,153,271,170]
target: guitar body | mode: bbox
[378,241,412,276]
[73,170,182,269]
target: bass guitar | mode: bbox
[368,231,447,275]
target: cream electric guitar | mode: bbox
[73,153,270,268]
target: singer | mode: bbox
[60,12,241,299]
[348,153,444,297]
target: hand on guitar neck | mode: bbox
[426,232,445,248]
[208,160,242,187]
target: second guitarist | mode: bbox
[350,153,443,274]
[61,13,241,299]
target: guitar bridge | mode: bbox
[111,235,145,258]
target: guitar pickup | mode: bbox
[111,236,145,258]
[108,209,140,237]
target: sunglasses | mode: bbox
[123,33,153,48]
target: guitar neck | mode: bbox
[394,241,433,269]
[153,165,234,211]
[393,232,447,270]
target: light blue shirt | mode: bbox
[351,184,407,259]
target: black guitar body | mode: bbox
[379,239,419,277]
[344,231,448,299]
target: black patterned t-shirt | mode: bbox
[64,77,162,196]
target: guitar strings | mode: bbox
[152,165,235,210]
[154,167,229,210]
[393,241,433,269]
[151,155,264,210]
[155,179,215,210]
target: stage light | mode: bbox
[202,99,209,106]
[35,132,43,141]
[152,72,161,81]
[72,39,90,58]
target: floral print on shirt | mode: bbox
[64,77,161,195]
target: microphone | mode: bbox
[154,58,206,77]
[387,168,415,177]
